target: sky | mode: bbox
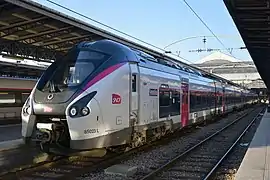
[32,0,252,64]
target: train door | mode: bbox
[181,81,189,127]
[222,86,225,113]
[129,63,139,127]
[214,81,217,115]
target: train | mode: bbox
[0,77,36,123]
[21,39,258,152]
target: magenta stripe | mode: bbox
[80,62,126,93]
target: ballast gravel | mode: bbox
[213,108,263,180]
[75,108,253,180]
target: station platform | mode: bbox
[0,138,23,151]
[0,118,21,126]
[0,107,22,125]
[235,109,270,180]
[0,124,21,142]
[0,124,23,151]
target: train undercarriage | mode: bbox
[28,116,174,155]
[26,116,71,153]
[26,103,254,155]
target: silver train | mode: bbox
[21,40,258,151]
[0,77,36,123]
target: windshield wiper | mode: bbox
[49,81,56,93]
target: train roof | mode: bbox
[130,44,248,88]
[74,40,253,92]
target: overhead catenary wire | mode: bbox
[39,0,247,89]
[182,0,235,58]
[45,0,194,64]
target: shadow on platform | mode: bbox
[0,142,52,177]
[235,109,270,180]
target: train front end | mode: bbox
[21,40,131,151]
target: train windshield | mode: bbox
[42,50,110,92]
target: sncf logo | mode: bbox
[112,94,121,104]
[44,106,52,112]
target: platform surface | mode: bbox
[0,138,23,151]
[0,118,21,126]
[236,109,270,180]
[0,124,21,142]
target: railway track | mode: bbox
[0,105,259,180]
[0,147,135,180]
[0,126,196,179]
[138,107,264,180]
[73,106,260,180]
[211,107,263,180]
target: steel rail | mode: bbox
[140,107,263,180]
[0,106,257,180]
[202,108,265,180]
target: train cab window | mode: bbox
[132,74,137,92]
[39,50,111,92]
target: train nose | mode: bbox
[36,123,53,141]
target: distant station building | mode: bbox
[192,52,267,96]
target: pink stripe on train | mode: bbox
[79,62,126,94]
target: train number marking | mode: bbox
[112,94,121,104]
[84,128,99,134]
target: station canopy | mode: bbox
[0,0,258,88]
[0,61,44,79]
[224,0,270,89]
[0,0,172,63]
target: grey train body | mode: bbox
[21,39,258,151]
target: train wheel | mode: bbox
[153,128,162,140]
[157,127,162,139]
[161,126,166,137]
[131,132,146,148]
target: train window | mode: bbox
[190,92,196,112]
[190,91,211,113]
[132,74,137,92]
[196,96,201,105]
[217,96,222,106]
[159,85,170,107]
[201,96,207,106]
[159,85,180,118]
[170,89,180,116]
[190,94,195,110]
[0,93,15,104]
[207,93,215,107]
[159,84,171,118]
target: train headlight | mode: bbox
[81,107,90,116]
[23,105,30,115]
[70,107,77,116]
[23,107,27,114]
[26,107,31,114]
